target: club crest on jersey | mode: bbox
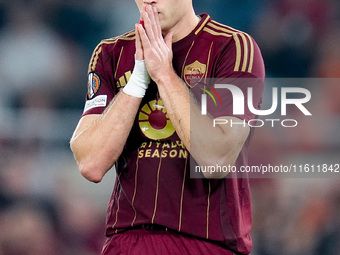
[87,72,101,99]
[184,60,206,88]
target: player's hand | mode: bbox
[135,20,144,60]
[136,5,174,82]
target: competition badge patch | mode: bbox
[184,60,206,88]
[87,72,101,99]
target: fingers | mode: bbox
[142,5,163,42]
[146,5,156,28]
[136,23,151,52]
[142,11,157,44]
[135,24,144,60]
[137,5,173,62]
[151,6,162,39]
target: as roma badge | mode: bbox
[183,60,206,88]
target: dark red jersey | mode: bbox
[83,14,265,255]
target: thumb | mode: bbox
[164,31,173,51]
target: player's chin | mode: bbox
[157,13,167,26]
[160,21,172,34]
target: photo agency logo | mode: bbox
[199,83,223,113]
[198,80,312,128]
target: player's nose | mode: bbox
[143,0,157,6]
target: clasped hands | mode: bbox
[135,5,174,83]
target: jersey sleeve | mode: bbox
[82,41,116,117]
[209,32,265,121]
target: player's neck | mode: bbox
[163,11,200,43]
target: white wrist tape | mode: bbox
[123,59,150,98]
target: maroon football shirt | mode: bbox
[83,14,265,255]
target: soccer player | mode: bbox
[70,0,265,254]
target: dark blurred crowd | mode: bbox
[0,1,119,254]
[0,0,340,254]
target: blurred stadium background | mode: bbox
[0,0,340,254]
